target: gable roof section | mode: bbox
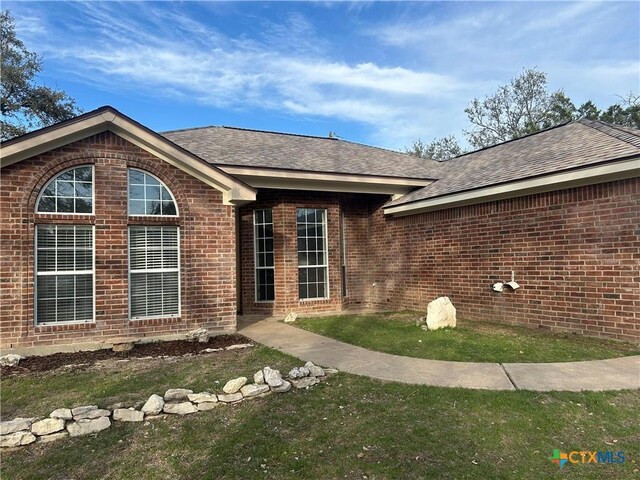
[163,125,439,180]
[384,120,640,216]
[0,106,256,206]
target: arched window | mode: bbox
[128,169,177,216]
[127,168,180,320]
[35,165,95,324]
[36,166,93,214]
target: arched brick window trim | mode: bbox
[25,154,193,220]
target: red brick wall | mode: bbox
[3,132,638,348]
[364,178,640,341]
[239,190,358,315]
[1,131,237,351]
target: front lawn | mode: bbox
[293,312,640,363]
[1,346,639,479]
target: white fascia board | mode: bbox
[384,158,640,217]
[0,111,256,206]
[219,166,433,195]
[0,113,113,167]
[108,117,255,205]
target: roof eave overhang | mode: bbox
[218,165,434,197]
[0,109,256,206]
[384,156,640,217]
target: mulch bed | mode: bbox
[1,334,251,377]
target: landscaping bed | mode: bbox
[293,312,640,363]
[1,334,251,377]
[1,345,638,479]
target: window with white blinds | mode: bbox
[129,226,180,319]
[36,166,93,214]
[35,225,94,324]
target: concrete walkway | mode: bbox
[238,317,640,392]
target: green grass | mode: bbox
[294,312,640,363]
[1,347,639,479]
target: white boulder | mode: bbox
[240,384,270,398]
[270,380,291,393]
[164,389,193,402]
[217,393,243,403]
[223,377,248,394]
[113,408,144,422]
[292,377,319,389]
[0,354,24,367]
[67,417,111,437]
[31,418,66,436]
[50,408,73,420]
[0,418,31,435]
[163,402,197,415]
[186,328,209,343]
[263,367,283,387]
[187,392,218,404]
[304,362,325,377]
[74,409,110,421]
[426,296,457,330]
[71,405,98,417]
[141,394,165,415]
[288,367,310,379]
[0,431,36,448]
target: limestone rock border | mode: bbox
[0,362,335,449]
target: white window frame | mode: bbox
[35,165,95,215]
[127,168,179,217]
[254,209,275,303]
[128,226,181,320]
[34,225,96,325]
[297,208,329,301]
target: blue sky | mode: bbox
[7,1,640,150]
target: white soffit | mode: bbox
[219,166,433,196]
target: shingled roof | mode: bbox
[163,126,439,180]
[387,119,640,208]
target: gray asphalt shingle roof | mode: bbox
[163,120,639,207]
[387,119,640,207]
[163,126,440,180]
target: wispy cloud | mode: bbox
[11,2,478,147]
[7,1,639,149]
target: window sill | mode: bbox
[34,214,95,223]
[128,217,180,226]
[129,316,182,325]
[35,322,96,332]
[298,297,331,302]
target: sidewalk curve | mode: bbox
[238,317,640,392]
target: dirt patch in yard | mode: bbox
[1,334,251,377]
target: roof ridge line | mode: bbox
[165,124,437,164]
[578,119,640,147]
[221,125,339,141]
[161,125,222,134]
[445,120,574,161]
[225,125,432,161]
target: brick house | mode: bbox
[1,106,638,354]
